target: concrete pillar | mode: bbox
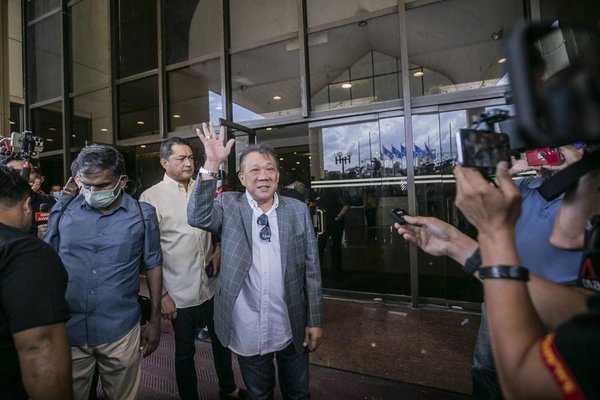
[0,0,9,135]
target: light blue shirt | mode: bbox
[45,193,162,346]
[229,192,293,356]
[515,176,582,283]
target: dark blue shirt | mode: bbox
[515,176,582,283]
[44,193,162,346]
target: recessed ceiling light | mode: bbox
[272,95,282,101]
[9,121,15,125]
[215,106,222,111]
[413,71,424,77]
[266,127,272,131]
[140,144,146,148]
[46,138,54,142]
[49,127,56,131]
[72,134,76,137]
[172,114,181,118]
[137,121,145,125]
[296,161,300,165]
[342,83,352,89]
[498,58,507,64]
[308,156,311,159]
[100,128,108,132]
[279,157,284,161]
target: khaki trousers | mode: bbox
[71,324,141,400]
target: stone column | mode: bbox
[0,0,10,135]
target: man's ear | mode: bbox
[119,175,129,190]
[159,158,168,171]
[238,171,246,187]
[22,196,32,216]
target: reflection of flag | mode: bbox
[401,144,407,157]
[382,145,394,160]
[414,144,425,157]
[392,145,404,159]
[425,143,434,158]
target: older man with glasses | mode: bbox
[187,123,323,400]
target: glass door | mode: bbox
[306,114,411,296]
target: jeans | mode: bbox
[171,298,236,400]
[472,304,502,400]
[236,343,309,400]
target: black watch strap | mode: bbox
[479,265,530,281]
[463,249,481,275]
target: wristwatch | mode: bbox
[199,167,219,179]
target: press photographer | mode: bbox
[467,20,600,398]
[396,19,600,399]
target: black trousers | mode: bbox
[318,219,345,274]
[171,298,236,400]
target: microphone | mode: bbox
[34,203,50,223]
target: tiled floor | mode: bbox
[134,295,479,399]
[311,297,479,394]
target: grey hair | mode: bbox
[239,143,279,171]
[76,144,125,178]
[159,137,191,160]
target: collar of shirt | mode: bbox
[162,173,194,193]
[244,190,279,217]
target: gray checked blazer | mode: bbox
[187,179,323,353]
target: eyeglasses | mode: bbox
[257,214,271,242]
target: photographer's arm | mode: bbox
[14,323,72,400]
[454,164,593,399]
[394,215,479,267]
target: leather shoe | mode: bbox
[219,387,250,400]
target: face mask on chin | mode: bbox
[82,176,124,209]
[52,191,61,199]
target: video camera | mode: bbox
[506,20,600,149]
[0,131,45,160]
[457,20,600,195]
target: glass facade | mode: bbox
[26,0,594,308]
[309,13,402,111]
[115,0,157,78]
[27,11,61,103]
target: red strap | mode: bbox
[539,334,584,400]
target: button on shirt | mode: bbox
[229,192,293,356]
[139,175,214,308]
[45,193,162,346]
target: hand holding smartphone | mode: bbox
[389,207,410,225]
[62,176,79,196]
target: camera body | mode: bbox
[506,21,600,149]
[456,129,511,176]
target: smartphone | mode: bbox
[205,262,215,278]
[525,147,563,166]
[456,129,511,175]
[389,207,410,225]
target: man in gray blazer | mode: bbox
[188,122,323,400]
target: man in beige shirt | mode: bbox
[140,137,247,400]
